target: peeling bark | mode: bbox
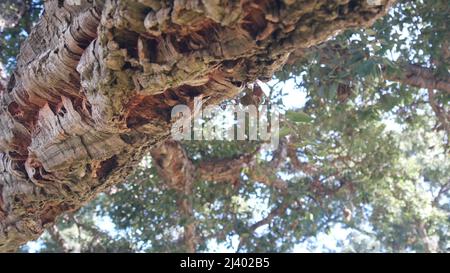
[0,0,395,251]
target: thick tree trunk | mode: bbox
[0,0,394,251]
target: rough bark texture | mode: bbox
[0,0,395,252]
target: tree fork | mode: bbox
[0,0,395,251]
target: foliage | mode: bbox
[0,0,42,71]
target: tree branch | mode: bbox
[150,140,197,252]
[288,46,450,94]
[427,88,450,143]
[237,201,290,252]
[47,225,71,253]
[385,64,450,94]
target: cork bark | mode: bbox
[0,0,395,252]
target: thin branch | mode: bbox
[47,226,70,253]
[428,88,450,145]
[432,181,450,207]
[236,201,290,252]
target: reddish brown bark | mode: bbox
[0,0,395,251]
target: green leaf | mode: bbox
[279,127,291,137]
[357,60,377,77]
[365,28,377,36]
[286,111,313,123]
